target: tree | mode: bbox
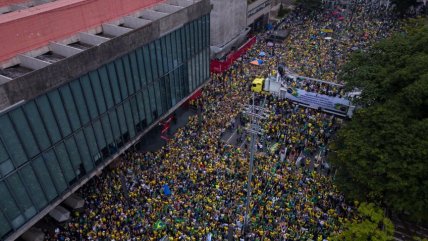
[331,203,394,241]
[277,4,288,18]
[390,0,419,15]
[296,0,322,12]
[330,18,428,222]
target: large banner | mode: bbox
[281,87,351,115]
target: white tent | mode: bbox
[63,193,84,209]
[49,206,70,222]
[21,227,45,241]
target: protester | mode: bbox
[45,2,399,240]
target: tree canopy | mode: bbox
[331,203,394,241]
[330,18,428,222]
[391,0,419,15]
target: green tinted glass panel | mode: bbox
[0,182,23,229]
[59,85,81,131]
[54,143,75,184]
[32,157,58,200]
[20,165,47,210]
[8,108,39,158]
[43,150,67,193]
[89,70,107,114]
[98,66,114,109]
[74,130,94,172]
[6,173,36,219]
[36,95,62,143]
[48,90,72,137]
[80,76,98,119]
[69,80,90,125]
[0,115,27,166]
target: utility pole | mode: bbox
[241,93,269,238]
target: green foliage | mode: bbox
[331,203,394,241]
[331,18,428,222]
[296,0,322,12]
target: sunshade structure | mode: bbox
[63,193,85,209]
[48,206,70,222]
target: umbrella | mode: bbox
[267,42,274,47]
[324,37,332,40]
[259,51,266,57]
[250,59,264,65]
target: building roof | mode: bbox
[0,0,197,83]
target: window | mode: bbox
[165,33,173,71]
[114,59,129,100]
[152,42,161,79]
[47,90,72,137]
[32,157,58,200]
[101,115,114,145]
[83,125,100,164]
[89,70,107,114]
[147,84,157,120]
[69,80,90,125]
[92,120,106,151]
[108,110,121,143]
[80,76,98,119]
[98,66,114,109]
[135,92,146,125]
[144,45,155,82]
[54,143,76,185]
[153,80,163,115]
[0,159,13,176]
[123,100,136,138]
[136,48,147,87]
[0,115,27,166]
[142,88,152,124]
[6,173,36,220]
[74,130,94,173]
[0,210,12,238]
[107,63,122,105]
[20,165,47,210]
[0,182,24,229]
[37,96,63,144]
[64,137,83,177]
[130,96,141,129]
[116,105,128,136]
[43,150,67,193]
[128,52,141,91]
[122,56,135,96]
[59,85,81,131]
[8,108,39,158]
[0,139,8,163]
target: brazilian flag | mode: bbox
[154,220,166,230]
[287,87,299,97]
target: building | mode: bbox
[247,0,272,32]
[210,0,249,58]
[0,0,211,240]
[209,0,273,59]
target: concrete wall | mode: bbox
[247,0,271,25]
[0,0,211,111]
[0,0,166,62]
[210,0,247,47]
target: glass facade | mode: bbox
[0,15,210,239]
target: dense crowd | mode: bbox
[45,3,399,241]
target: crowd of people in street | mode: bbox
[45,2,400,241]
